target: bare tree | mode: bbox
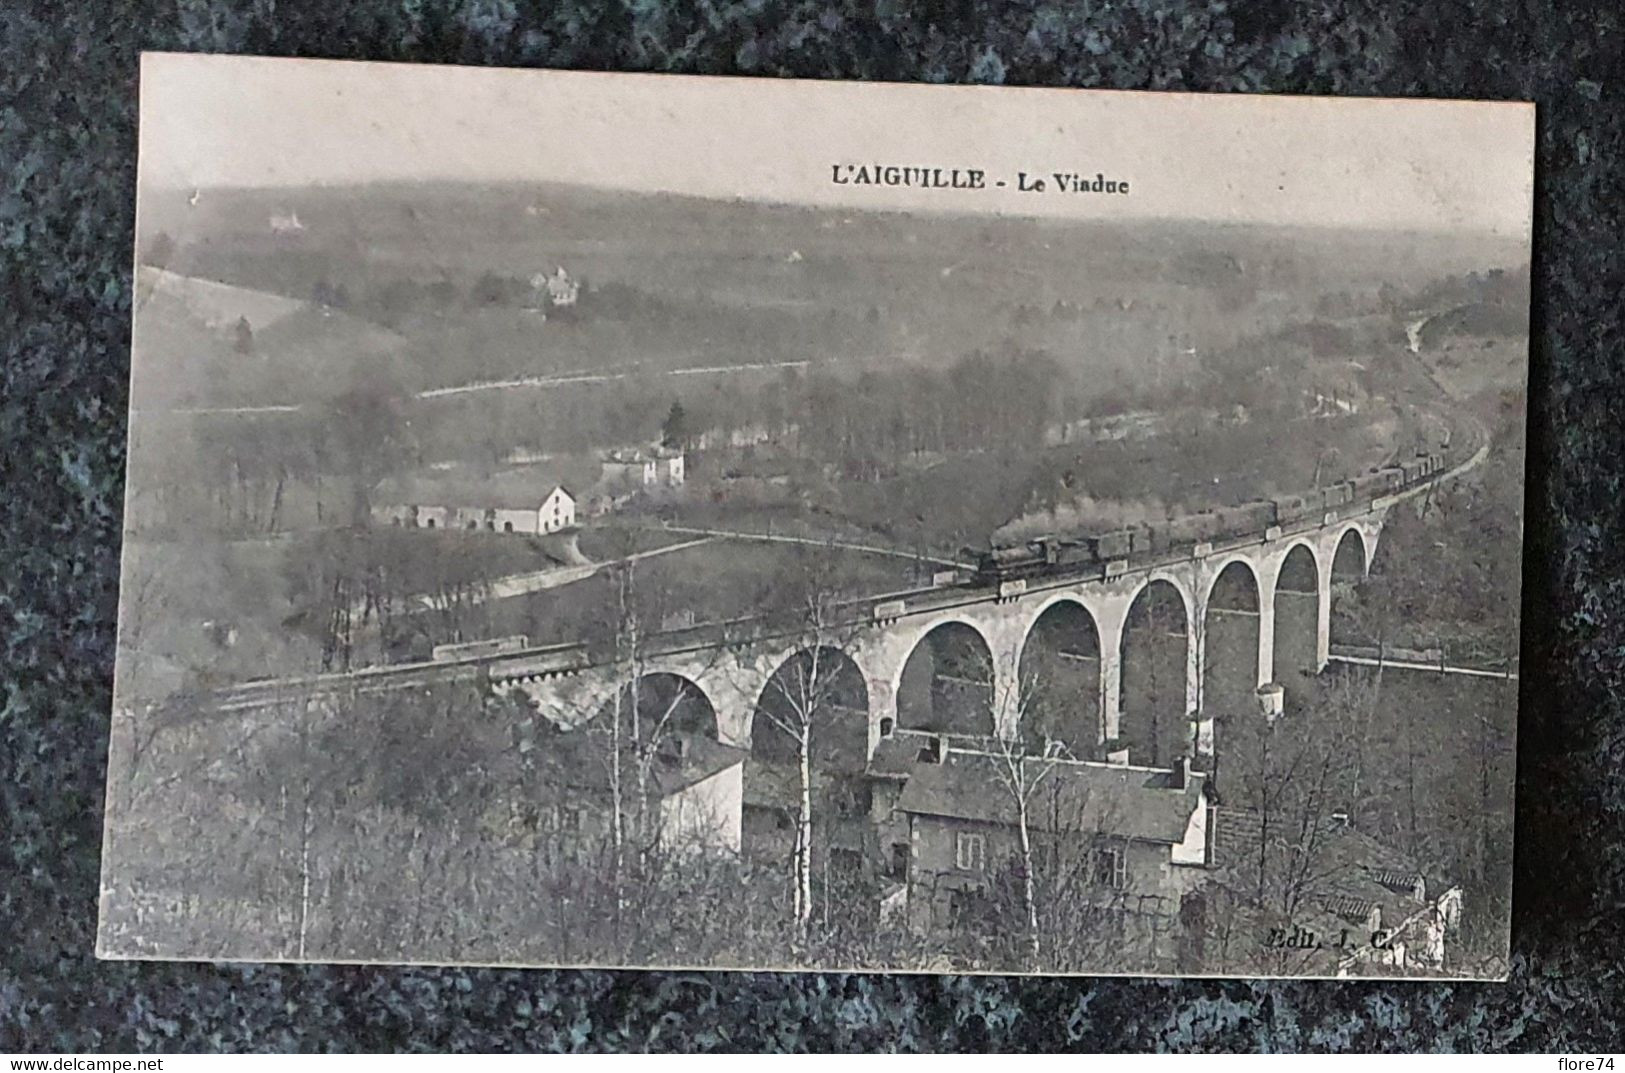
[315,363,415,528]
[574,531,732,945]
[979,653,1071,964]
[750,544,865,944]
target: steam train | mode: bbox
[973,451,1447,584]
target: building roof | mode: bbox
[541,729,747,800]
[743,739,873,811]
[1210,807,1456,927]
[894,750,1208,845]
[603,445,684,464]
[742,757,802,811]
[866,734,922,779]
[646,734,748,796]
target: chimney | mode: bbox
[1167,755,1194,790]
[1256,683,1284,721]
[915,735,949,765]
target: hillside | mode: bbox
[135,180,1527,409]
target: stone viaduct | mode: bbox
[484,510,1383,765]
[213,444,1478,769]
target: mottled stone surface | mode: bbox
[1,0,1621,1053]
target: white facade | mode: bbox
[602,447,685,491]
[1170,788,1212,867]
[543,266,579,307]
[493,506,538,534]
[659,762,743,855]
[659,453,685,486]
[539,486,576,533]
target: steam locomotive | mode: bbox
[973,451,1446,584]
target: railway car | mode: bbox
[1207,505,1249,540]
[1272,492,1314,526]
[1350,472,1387,501]
[1055,536,1104,566]
[1199,511,1232,542]
[1237,500,1279,532]
[1158,516,1201,548]
[1098,530,1135,560]
[990,544,1036,567]
[431,635,531,662]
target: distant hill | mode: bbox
[131,266,404,410]
[139,178,1528,304]
[130,179,1528,419]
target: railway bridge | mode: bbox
[483,506,1385,766]
[214,441,1479,768]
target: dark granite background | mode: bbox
[2,0,1622,1053]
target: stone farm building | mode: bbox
[373,470,578,534]
[891,745,1216,954]
[600,446,685,492]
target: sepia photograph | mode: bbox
[101,53,1534,980]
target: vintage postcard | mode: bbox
[103,53,1533,979]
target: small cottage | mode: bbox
[525,729,747,858]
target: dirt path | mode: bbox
[646,523,972,570]
[396,535,717,612]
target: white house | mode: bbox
[528,730,746,857]
[656,448,685,486]
[654,736,744,855]
[528,266,580,308]
[537,485,575,533]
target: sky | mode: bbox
[139,52,1535,237]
